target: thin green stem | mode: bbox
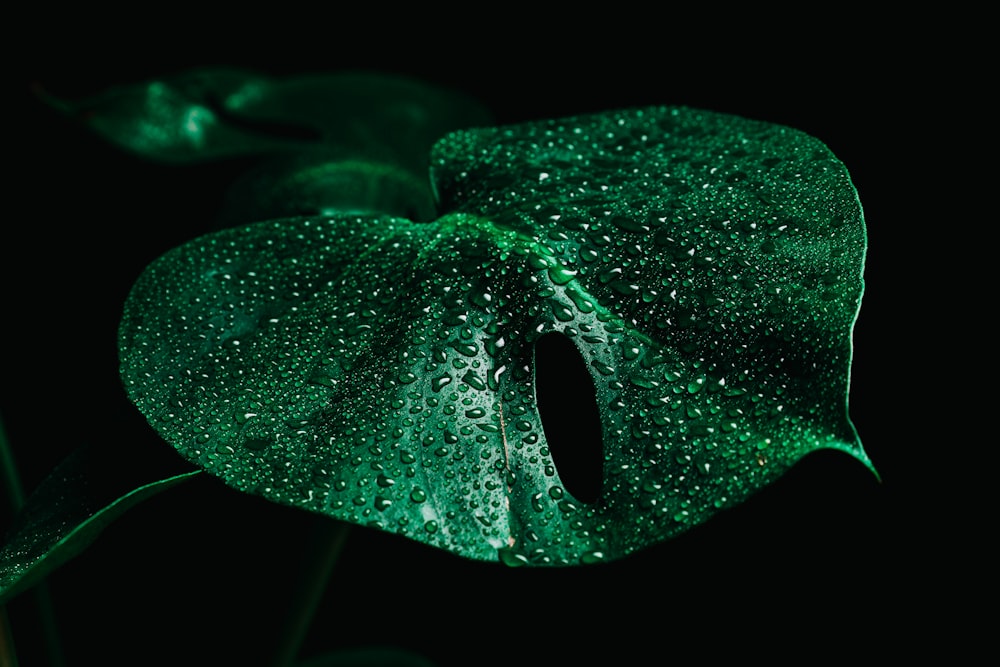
[0,412,66,667]
[0,411,24,516]
[1,606,18,667]
[1,410,24,667]
[270,519,351,667]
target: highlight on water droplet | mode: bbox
[497,547,529,567]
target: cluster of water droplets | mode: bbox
[119,105,867,566]
[432,106,867,560]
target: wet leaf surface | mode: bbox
[119,105,871,566]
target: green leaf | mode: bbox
[42,69,494,224]
[0,445,199,603]
[119,105,871,566]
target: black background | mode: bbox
[8,17,979,666]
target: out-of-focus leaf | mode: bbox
[0,445,198,603]
[44,68,491,167]
[42,69,493,224]
[119,105,871,566]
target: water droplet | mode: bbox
[451,341,479,357]
[550,300,575,322]
[611,280,639,296]
[590,360,615,376]
[629,375,658,389]
[468,282,493,309]
[531,493,546,513]
[234,411,257,425]
[565,284,595,313]
[498,547,529,567]
[528,253,553,270]
[410,488,427,503]
[548,265,578,285]
[462,370,487,390]
[431,375,452,392]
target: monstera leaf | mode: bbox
[119,104,871,566]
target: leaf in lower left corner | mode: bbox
[0,445,199,604]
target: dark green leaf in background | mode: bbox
[118,104,871,566]
[42,69,493,225]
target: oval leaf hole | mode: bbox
[534,332,603,504]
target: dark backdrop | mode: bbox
[9,23,968,666]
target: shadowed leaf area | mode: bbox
[0,444,198,604]
[117,102,871,566]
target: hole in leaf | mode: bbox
[534,332,603,504]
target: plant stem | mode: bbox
[0,411,24,520]
[270,519,351,667]
[1,606,18,667]
[1,411,24,667]
[0,412,66,667]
